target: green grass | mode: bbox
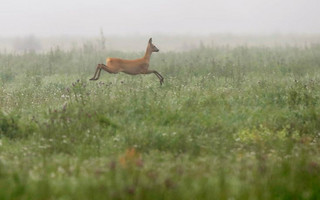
[1,43,320,199]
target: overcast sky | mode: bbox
[0,0,319,36]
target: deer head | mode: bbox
[148,38,159,52]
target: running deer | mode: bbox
[89,38,164,85]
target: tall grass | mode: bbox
[1,43,320,199]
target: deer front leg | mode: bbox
[154,71,164,85]
[90,64,118,81]
[143,70,164,85]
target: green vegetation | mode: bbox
[1,43,320,199]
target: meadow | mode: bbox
[1,38,320,199]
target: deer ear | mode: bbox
[149,38,152,43]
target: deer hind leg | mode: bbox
[89,64,103,80]
[90,64,117,81]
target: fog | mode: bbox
[1,0,320,36]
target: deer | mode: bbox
[89,38,164,85]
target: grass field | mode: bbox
[1,41,320,199]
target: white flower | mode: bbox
[113,136,120,142]
[58,166,65,174]
[38,145,50,149]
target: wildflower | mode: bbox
[109,161,116,170]
[113,136,120,142]
[125,186,135,195]
[62,103,67,112]
[164,178,176,189]
[58,166,65,174]
[307,161,320,174]
[38,145,50,149]
[119,148,143,168]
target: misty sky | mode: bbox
[0,0,319,36]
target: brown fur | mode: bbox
[89,38,164,85]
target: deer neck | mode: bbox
[143,46,153,62]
